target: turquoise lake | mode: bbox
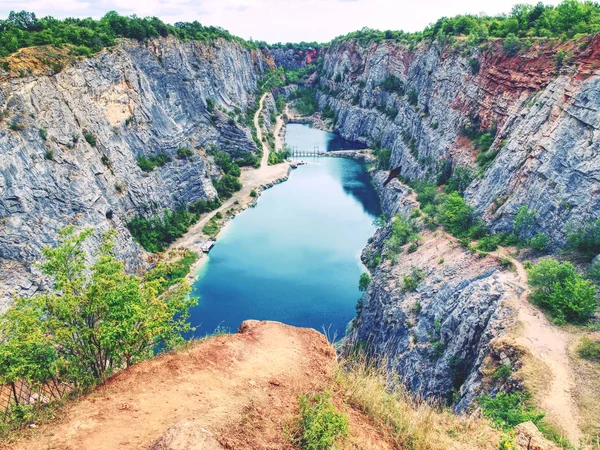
[188,124,379,338]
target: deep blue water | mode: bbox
[188,125,380,339]
[285,123,366,152]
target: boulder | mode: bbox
[515,421,561,450]
[149,422,224,450]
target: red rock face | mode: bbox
[304,48,320,65]
[459,36,599,130]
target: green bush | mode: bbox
[44,149,54,160]
[202,218,220,237]
[137,153,171,172]
[587,262,600,281]
[145,250,198,290]
[567,219,600,258]
[493,364,512,380]
[386,215,419,254]
[477,234,502,252]
[250,189,257,197]
[268,148,290,165]
[445,167,475,196]
[468,57,480,74]
[414,182,439,207]
[0,228,195,396]
[176,147,193,159]
[214,174,242,199]
[529,232,549,252]
[407,89,419,106]
[291,87,319,116]
[503,34,522,56]
[39,127,48,141]
[188,198,220,215]
[577,337,600,362]
[358,273,371,292]
[403,267,425,291]
[127,207,196,253]
[295,393,348,450]
[513,206,536,239]
[479,392,544,430]
[381,75,405,95]
[373,148,392,170]
[440,192,474,238]
[83,130,96,147]
[527,259,598,324]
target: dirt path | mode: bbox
[254,92,270,168]
[496,248,583,444]
[4,322,391,450]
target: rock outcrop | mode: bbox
[318,36,600,245]
[0,36,271,309]
[348,172,519,410]
[150,422,224,450]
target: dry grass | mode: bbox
[569,336,600,448]
[335,354,501,450]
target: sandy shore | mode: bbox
[173,95,294,281]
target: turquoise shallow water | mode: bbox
[188,125,380,338]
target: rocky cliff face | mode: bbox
[320,37,600,409]
[349,172,518,410]
[0,36,271,309]
[318,36,600,245]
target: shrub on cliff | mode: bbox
[373,147,391,170]
[566,219,600,259]
[127,207,196,253]
[386,215,419,255]
[527,259,598,324]
[502,34,522,56]
[0,227,196,391]
[439,192,474,237]
[136,152,171,172]
[214,174,242,199]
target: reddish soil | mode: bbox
[3,321,391,450]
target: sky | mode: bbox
[0,0,560,44]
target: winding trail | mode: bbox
[174,92,290,264]
[496,248,583,445]
[254,92,270,168]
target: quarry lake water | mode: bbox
[188,124,380,338]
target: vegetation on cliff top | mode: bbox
[332,0,600,44]
[0,10,254,58]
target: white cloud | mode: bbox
[0,0,560,43]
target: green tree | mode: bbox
[440,192,473,237]
[527,259,598,324]
[502,33,522,56]
[358,273,371,292]
[0,227,197,389]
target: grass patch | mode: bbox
[336,351,500,450]
[293,392,349,450]
[577,337,600,362]
[202,218,220,237]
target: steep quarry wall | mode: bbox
[0,36,271,309]
[351,173,518,410]
[318,36,600,244]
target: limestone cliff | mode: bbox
[318,36,600,245]
[0,36,271,309]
